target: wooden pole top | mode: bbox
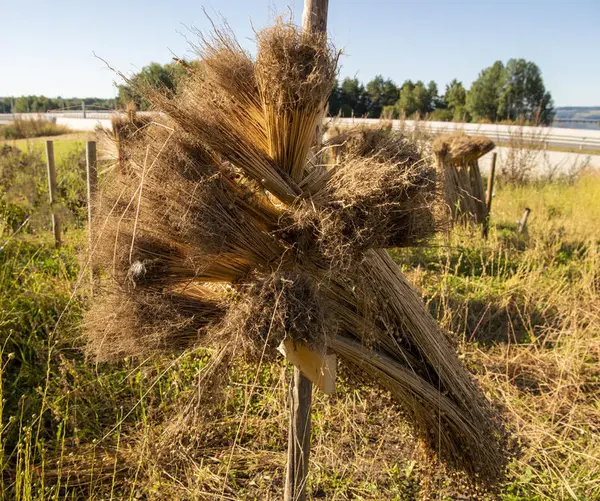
[302,0,329,34]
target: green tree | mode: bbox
[444,79,468,121]
[327,79,342,116]
[338,77,370,117]
[444,79,466,110]
[412,81,430,116]
[466,61,506,122]
[397,80,437,118]
[8,96,114,113]
[118,62,187,110]
[366,76,398,118]
[498,59,554,124]
[397,80,417,117]
[426,80,441,111]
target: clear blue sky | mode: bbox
[1,0,598,106]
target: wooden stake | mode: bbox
[518,207,531,234]
[284,367,312,501]
[302,0,329,33]
[86,141,99,283]
[303,0,329,166]
[467,159,488,225]
[283,2,329,500]
[45,141,61,248]
[482,152,497,239]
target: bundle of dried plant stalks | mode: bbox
[85,19,509,487]
[433,133,493,225]
[96,105,159,175]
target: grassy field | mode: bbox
[1,139,599,500]
[1,131,92,164]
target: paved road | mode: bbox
[479,147,599,177]
[2,113,598,176]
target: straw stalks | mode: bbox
[433,133,493,225]
[85,18,509,489]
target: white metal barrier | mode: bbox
[329,117,600,151]
[2,113,600,150]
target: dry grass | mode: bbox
[393,171,600,499]
[1,117,70,140]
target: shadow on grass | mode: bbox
[428,294,554,346]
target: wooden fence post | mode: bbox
[45,141,61,248]
[518,208,531,234]
[284,367,313,501]
[283,2,329,500]
[482,152,497,239]
[86,141,99,282]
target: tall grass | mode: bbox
[393,171,600,500]
[2,118,69,140]
[1,141,599,499]
[0,145,88,232]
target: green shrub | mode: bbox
[0,144,86,232]
[428,108,453,121]
[381,104,399,119]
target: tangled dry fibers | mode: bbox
[96,106,159,175]
[85,19,509,487]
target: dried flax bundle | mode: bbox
[85,18,509,488]
[255,24,336,182]
[433,133,494,225]
[325,123,419,163]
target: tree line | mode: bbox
[329,58,554,125]
[116,57,554,124]
[0,62,183,115]
[0,96,117,114]
[2,57,555,125]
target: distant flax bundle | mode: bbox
[86,20,508,485]
[433,133,494,225]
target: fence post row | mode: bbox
[45,141,61,248]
